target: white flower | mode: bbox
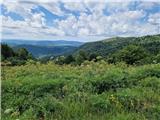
[4,108,13,114]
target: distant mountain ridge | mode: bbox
[1,39,84,47]
[13,44,77,58]
[1,39,84,58]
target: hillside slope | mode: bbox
[13,45,77,58]
[75,34,160,57]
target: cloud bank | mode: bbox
[1,0,160,41]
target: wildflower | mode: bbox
[4,108,13,114]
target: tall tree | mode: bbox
[75,50,87,65]
[108,45,149,65]
[89,53,98,61]
[64,55,75,64]
[1,44,15,59]
[17,48,29,60]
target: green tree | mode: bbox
[8,57,26,66]
[1,44,15,59]
[153,53,160,63]
[64,55,75,64]
[55,56,65,65]
[89,53,98,61]
[75,50,87,65]
[108,45,149,65]
[1,55,5,61]
[17,48,29,60]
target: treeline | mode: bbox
[54,44,160,66]
[108,44,160,65]
[1,43,160,66]
[1,44,34,66]
[53,51,101,65]
[52,35,160,66]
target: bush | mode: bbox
[7,57,26,66]
[90,95,111,112]
[75,50,87,65]
[33,95,65,119]
[108,45,150,65]
[92,68,127,93]
[64,55,75,64]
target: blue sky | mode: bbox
[1,0,160,42]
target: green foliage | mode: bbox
[75,50,88,65]
[1,44,15,60]
[108,45,150,65]
[153,53,160,63]
[1,54,5,61]
[88,53,98,61]
[54,56,65,65]
[17,48,29,60]
[74,34,160,58]
[1,62,160,119]
[89,95,111,112]
[7,57,26,66]
[33,95,65,119]
[1,44,35,66]
[64,55,75,64]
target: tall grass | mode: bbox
[1,61,160,120]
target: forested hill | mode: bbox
[1,40,84,58]
[74,34,160,57]
[13,45,77,58]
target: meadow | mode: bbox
[1,61,160,120]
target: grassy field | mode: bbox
[1,61,160,120]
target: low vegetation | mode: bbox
[1,61,160,120]
[1,44,34,66]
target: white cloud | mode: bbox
[137,2,159,10]
[26,13,46,28]
[3,1,36,18]
[105,2,131,13]
[148,13,160,24]
[2,12,46,29]
[64,2,87,12]
[41,2,65,16]
[1,1,160,41]
[122,10,146,20]
[56,15,77,36]
[1,14,65,39]
[78,28,90,36]
[85,2,106,16]
[2,16,28,29]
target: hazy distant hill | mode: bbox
[1,39,84,58]
[74,34,160,57]
[12,45,77,58]
[1,39,83,47]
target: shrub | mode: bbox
[108,45,150,65]
[7,57,26,66]
[89,95,111,112]
[33,95,65,119]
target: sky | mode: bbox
[0,0,160,42]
